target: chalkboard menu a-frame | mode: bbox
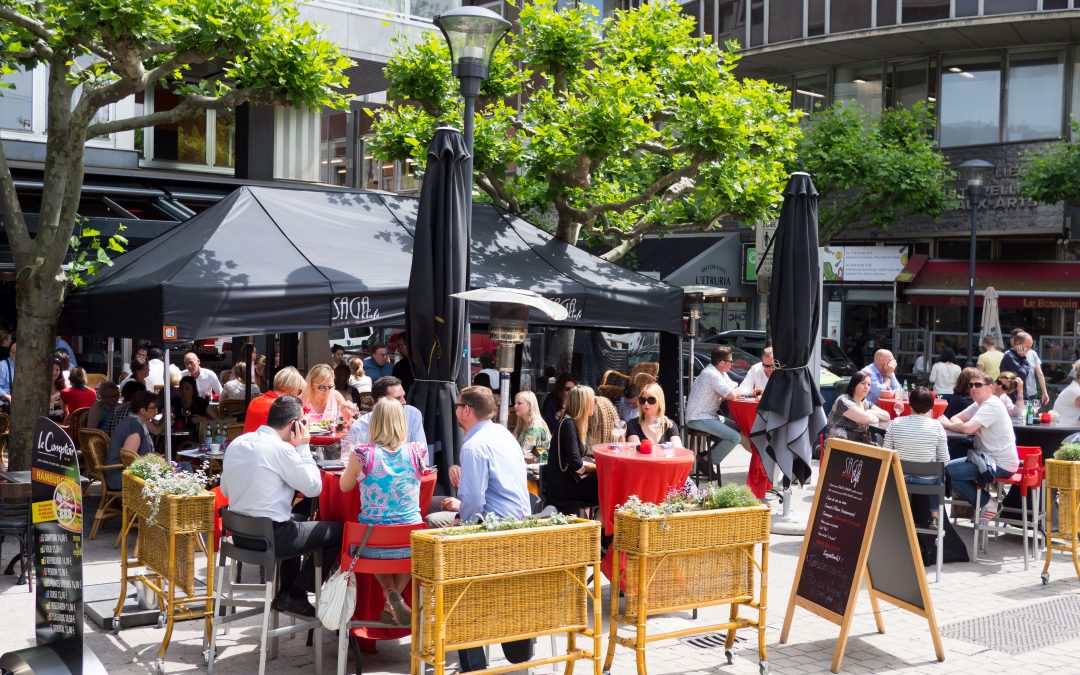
[780,439,945,673]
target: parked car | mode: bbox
[703,330,859,377]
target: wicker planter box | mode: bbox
[122,472,215,534]
[410,518,601,674]
[1046,459,1080,492]
[607,505,771,675]
[1042,460,1080,584]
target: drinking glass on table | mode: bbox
[893,398,905,418]
[611,420,626,447]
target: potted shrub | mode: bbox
[1047,443,1080,491]
[410,514,602,675]
[1042,443,1080,585]
[606,484,771,675]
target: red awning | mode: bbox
[894,253,928,283]
[904,260,1080,310]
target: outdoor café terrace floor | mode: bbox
[0,450,1077,674]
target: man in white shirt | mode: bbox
[738,347,774,397]
[184,351,222,398]
[346,376,427,447]
[146,346,166,389]
[221,396,342,618]
[941,368,1019,521]
[685,346,742,464]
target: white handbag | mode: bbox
[316,525,372,631]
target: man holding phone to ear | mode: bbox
[222,396,343,618]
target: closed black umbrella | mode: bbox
[406,127,471,494]
[750,172,827,486]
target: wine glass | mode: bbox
[893,398,905,418]
[611,420,626,448]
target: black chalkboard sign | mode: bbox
[781,439,944,673]
[796,448,882,617]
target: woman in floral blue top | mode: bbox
[340,398,427,625]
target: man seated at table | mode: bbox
[362,343,394,381]
[617,383,640,422]
[861,349,902,405]
[738,347,775,397]
[221,396,343,618]
[184,351,222,399]
[243,367,306,433]
[940,368,1019,522]
[346,376,426,446]
[685,347,742,467]
[0,339,14,411]
[424,385,533,672]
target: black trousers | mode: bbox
[271,518,343,599]
[458,639,534,671]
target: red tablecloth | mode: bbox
[879,394,948,420]
[593,443,694,535]
[309,432,344,447]
[727,398,771,499]
[318,471,436,651]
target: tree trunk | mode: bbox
[9,271,66,470]
[549,217,580,378]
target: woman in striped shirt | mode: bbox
[884,386,949,524]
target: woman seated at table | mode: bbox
[334,363,359,405]
[626,382,682,447]
[825,371,890,444]
[513,391,550,462]
[301,364,356,428]
[883,386,949,525]
[338,398,427,626]
[1053,358,1080,425]
[545,385,599,514]
[943,368,978,418]
[219,362,261,402]
[88,381,122,432]
[48,357,67,419]
[171,375,217,433]
[929,348,961,402]
[993,371,1023,419]
[541,373,576,432]
[348,357,372,394]
[60,367,98,422]
[106,390,162,490]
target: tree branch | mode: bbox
[87,88,282,137]
[0,140,30,262]
[598,213,733,262]
[477,171,519,212]
[636,141,686,158]
[0,5,54,44]
[571,156,708,222]
[145,49,214,86]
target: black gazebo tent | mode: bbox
[64,186,683,339]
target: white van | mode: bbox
[327,327,374,354]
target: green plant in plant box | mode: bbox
[1055,443,1080,462]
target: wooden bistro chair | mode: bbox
[217,399,247,420]
[67,407,91,450]
[79,429,138,543]
[84,373,108,389]
[597,362,659,400]
[0,412,8,468]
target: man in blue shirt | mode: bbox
[345,376,426,446]
[0,340,14,409]
[860,349,901,405]
[428,385,533,672]
[55,337,77,366]
[361,343,394,381]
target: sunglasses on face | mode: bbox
[638,396,658,405]
[316,385,333,391]
[969,382,987,389]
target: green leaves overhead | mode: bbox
[1019,120,1080,208]
[369,0,800,255]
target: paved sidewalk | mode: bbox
[1,448,1077,674]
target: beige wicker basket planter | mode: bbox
[114,472,216,666]
[410,518,602,675]
[1042,460,1080,585]
[605,505,771,675]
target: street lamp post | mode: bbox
[958,159,994,366]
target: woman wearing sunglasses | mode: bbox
[992,371,1023,419]
[625,382,682,447]
[301,363,355,428]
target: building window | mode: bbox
[794,73,828,115]
[983,0,1037,14]
[769,0,803,43]
[831,0,871,33]
[0,67,33,132]
[808,0,825,35]
[321,110,350,186]
[901,0,949,23]
[939,53,1001,147]
[715,0,746,44]
[749,0,764,46]
[1072,46,1080,125]
[876,0,897,25]
[141,87,235,168]
[886,59,933,109]
[1006,50,1064,141]
[955,0,979,15]
[833,64,882,117]
[680,0,703,37]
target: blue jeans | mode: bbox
[946,457,1014,508]
[904,475,943,511]
[686,417,742,464]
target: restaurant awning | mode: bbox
[62,186,684,340]
[903,260,1080,309]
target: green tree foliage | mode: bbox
[793,101,958,241]
[369,0,801,259]
[1019,120,1080,207]
[0,0,352,467]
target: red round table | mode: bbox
[308,431,344,447]
[318,470,436,652]
[727,398,772,499]
[594,443,693,583]
[878,394,948,419]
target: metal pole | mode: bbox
[966,186,979,367]
[164,347,172,463]
[106,337,114,382]
[499,372,511,426]
[462,87,477,391]
[677,336,685,430]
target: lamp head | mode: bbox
[434,6,511,84]
[957,159,994,190]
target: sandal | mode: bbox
[385,588,411,626]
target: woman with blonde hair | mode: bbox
[348,356,372,394]
[339,398,427,625]
[301,363,355,427]
[220,361,261,402]
[626,382,682,447]
[512,390,550,462]
[545,385,599,514]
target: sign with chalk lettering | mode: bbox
[780,439,943,673]
[31,416,83,672]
